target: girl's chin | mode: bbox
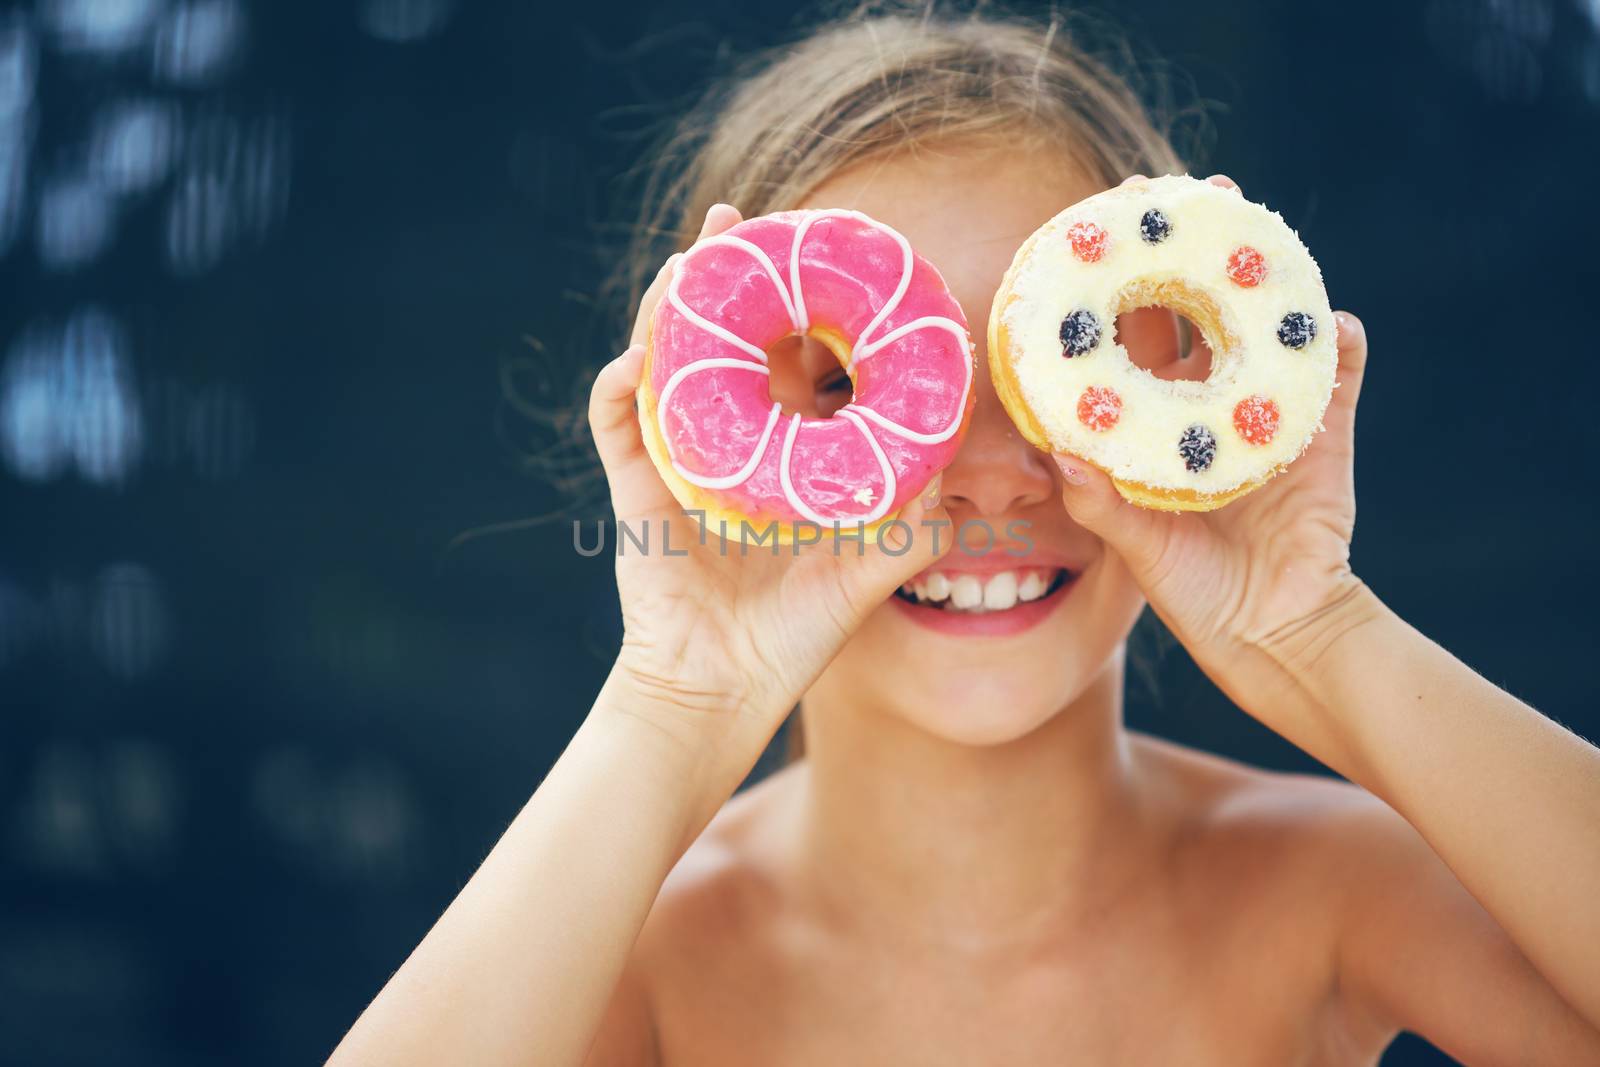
[891,690,1068,747]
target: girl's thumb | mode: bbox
[1052,454,1161,572]
[851,473,953,599]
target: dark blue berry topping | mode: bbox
[1178,424,1217,473]
[1277,311,1317,349]
[1059,309,1102,357]
[1139,209,1171,244]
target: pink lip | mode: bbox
[889,572,1076,637]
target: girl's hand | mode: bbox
[587,204,951,791]
[1055,174,1375,742]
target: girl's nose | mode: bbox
[937,361,1056,517]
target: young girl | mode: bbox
[333,7,1600,1064]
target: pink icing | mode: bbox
[648,209,973,526]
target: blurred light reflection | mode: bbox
[140,377,256,477]
[236,113,292,236]
[2,18,37,255]
[0,15,36,119]
[10,739,181,876]
[251,749,419,882]
[186,382,255,478]
[102,740,181,865]
[0,308,145,486]
[334,760,416,879]
[90,563,171,679]
[151,0,244,86]
[0,922,155,1049]
[13,743,105,876]
[1426,0,1551,103]
[37,173,116,270]
[4,331,76,481]
[0,565,170,676]
[0,123,25,256]
[41,0,163,57]
[163,170,231,272]
[1472,30,1543,101]
[1498,0,1554,41]
[360,0,456,43]
[89,97,179,195]
[164,111,290,273]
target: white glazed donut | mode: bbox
[987,174,1337,511]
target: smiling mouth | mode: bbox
[892,567,1072,615]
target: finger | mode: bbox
[589,343,677,516]
[1120,173,1149,187]
[1334,310,1367,377]
[698,202,742,240]
[1051,454,1167,575]
[1206,173,1240,193]
[1325,310,1368,428]
[812,472,953,617]
[878,472,945,557]
[588,344,647,477]
[872,473,953,581]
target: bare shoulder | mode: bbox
[1127,739,1600,1064]
[1128,729,1426,968]
[1131,730,1408,861]
[1128,735,1530,1058]
[631,762,801,969]
[586,766,799,1065]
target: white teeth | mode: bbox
[898,568,1066,612]
[982,571,1018,611]
[949,574,983,610]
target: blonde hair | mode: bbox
[505,0,1203,513]
[611,1,1197,344]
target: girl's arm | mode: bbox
[1057,175,1600,1055]
[329,205,950,1066]
[1263,587,1600,1060]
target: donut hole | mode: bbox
[1113,305,1213,383]
[764,332,854,418]
[1109,278,1241,391]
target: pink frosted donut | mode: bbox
[637,209,975,544]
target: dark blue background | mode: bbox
[3,1,1597,1063]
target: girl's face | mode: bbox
[778,142,1205,745]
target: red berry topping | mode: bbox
[1226,246,1267,287]
[1232,395,1280,445]
[1068,220,1110,262]
[1077,386,1122,431]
